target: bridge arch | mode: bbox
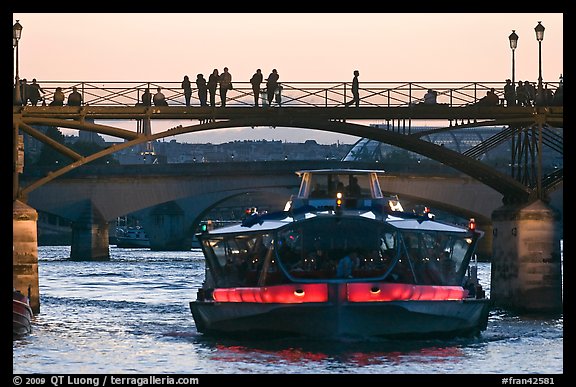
[18,115,534,204]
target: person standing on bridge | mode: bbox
[250,69,263,107]
[181,75,192,107]
[504,79,516,107]
[141,88,152,106]
[266,69,279,106]
[196,74,208,107]
[345,70,360,107]
[219,67,232,107]
[208,69,219,107]
[28,78,45,106]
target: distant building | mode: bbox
[108,139,353,165]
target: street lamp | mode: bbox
[534,21,545,198]
[534,21,545,90]
[13,20,23,105]
[508,30,519,86]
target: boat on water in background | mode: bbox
[189,169,490,339]
[13,288,33,337]
[114,226,150,248]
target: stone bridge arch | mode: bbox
[18,116,533,203]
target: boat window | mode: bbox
[274,217,399,281]
[370,172,384,199]
[309,175,329,198]
[308,173,373,199]
[202,233,286,287]
[349,174,371,198]
[298,172,312,198]
[393,230,474,286]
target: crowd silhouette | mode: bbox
[12,72,563,108]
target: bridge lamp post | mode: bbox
[534,21,545,91]
[13,20,23,106]
[508,30,518,86]
[534,21,545,199]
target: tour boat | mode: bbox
[189,169,490,339]
[13,288,33,337]
[115,226,150,248]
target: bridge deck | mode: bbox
[12,105,564,124]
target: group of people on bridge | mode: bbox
[179,68,283,108]
[13,71,563,108]
[503,78,563,107]
[419,76,562,108]
[13,78,83,107]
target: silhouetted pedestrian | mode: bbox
[208,69,219,107]
[504,79,516,107]
[266,69,279,106]
[219,67,232,107]
[67,86,82,106]
[141,88,152,106]
[49,87,65,106]
[275,83,283,106]
[181,75,192,107]
[153,87,168,106]
[516,81,528,107]
[20,78,29,105]
[552,78,563,106]
[476,88,499,106]
[525,81,536,106]
[250,69,263,107]
[345,70,360,107]
[196,74,208,107]
[28,78,44,106]
[536,84,554,106]
[423,89,437,105]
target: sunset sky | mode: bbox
[12,13,563,144]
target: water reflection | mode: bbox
[13,246,562,374]
[199,336,469,368]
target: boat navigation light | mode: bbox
[468,218,476,231]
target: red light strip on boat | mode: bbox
[347,283,466,302]
[213,283,329,303]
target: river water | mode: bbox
[13,246,563,375]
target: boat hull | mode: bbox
[13,292,33,336]
[190,298,491,339]
[115,237,150,248]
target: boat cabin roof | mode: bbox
[202,212,470,237]
[295,169,386,176]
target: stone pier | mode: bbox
[70,202,110,261]
[143,201,191,250]
[475,221,493,262]
[491,200,562,313]
[13,200,40,314]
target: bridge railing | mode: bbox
[16,81,561,108]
